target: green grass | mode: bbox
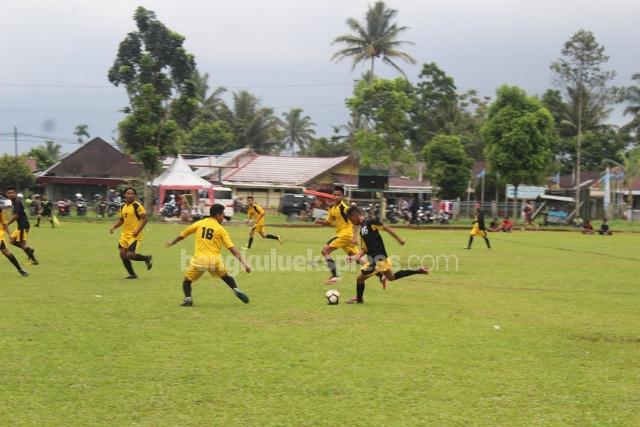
[1,222,639,426]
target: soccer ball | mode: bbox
[325,289,340,305]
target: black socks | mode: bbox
[327,258,337,278]
[4,253,22,272]
[356,282,365,302]
[122,258,135,275]
[182,280,192,297]
[394,269,422,280]
[222,275,237,290]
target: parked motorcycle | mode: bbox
[74,193,87,216]
[57,199,71,216]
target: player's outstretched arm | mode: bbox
[383,225,406,246]
[229,246,251,273]
[347,248,366,263]
[166,235,184,247]
[110,218,124,234]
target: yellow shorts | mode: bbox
[470,224,487,237]
[252,223,266,234]
[327,235,358,255]
[10,229,29,242]
[361,256,393,277]
[184,259,228,281]
[119,235,141,251]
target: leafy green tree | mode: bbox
[303,136,351,157]
[0,155,35,190]
[231,90,282,153]
[550,29,619,208]
[73,124,90,144]
[331,1,416,76]
[581,128,628,171]
[27,140,62,170]
[623,73,640,142]
[411,63,459,149]
[619,146,640,208]
[183,121,236,155]
[109,7,198,209]
[347,78,415,169]
[281,108,316,154]
[422,134,473,199]
[482,85,556,217]
[451,90,491,161]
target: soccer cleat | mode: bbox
[325,276,341,284]
[463,247,471,250]
[345,297,363,304]
[145,255,153,271]
[233,288,250,304]
[125,274,138,279]
[278,235,283,245]
[242,246,250,250]
[418,267,430,275]
[19,270,28,277]
[180,297,193,307]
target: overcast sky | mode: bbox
[1,0,638,155]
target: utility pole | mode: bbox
[14,126,18,157]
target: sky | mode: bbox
[1,0,638,155]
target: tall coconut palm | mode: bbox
[281,108,316,155]
[73,124,90,144]
[44,140,62,161]
[192,70,229,119]
[331,1,416,77]
[232,90,282,153]
[624,73,640,137]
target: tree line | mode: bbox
[105,4,640,202]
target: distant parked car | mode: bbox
[279,193,314,217]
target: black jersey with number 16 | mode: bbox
[360,218,387,258]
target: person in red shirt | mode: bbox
[582,220,594,235]
[500,217,513,232]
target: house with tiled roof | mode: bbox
[219,153,431,208]
[221,154,355,208]
[36,137,143,200]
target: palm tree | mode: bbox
[624,73,640,137]
[232,90,282,153]
[331,1,416,76]
[281,108,316,155]
[192,70,230,120]
[74,124,90,144]
[44,140,62,161]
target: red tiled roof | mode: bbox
[223,155,349,186]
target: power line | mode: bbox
[0,108,121,114]
[0,81,354,90]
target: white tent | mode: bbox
[152,155,214,211]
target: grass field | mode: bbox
[1,221,638,426]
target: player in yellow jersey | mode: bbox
[166,203,251,306]
[0,204,28,277]
[314,186,359,284]
[244,196,281,249]
[109,187,153,279]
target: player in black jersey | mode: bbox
[345,206,428,304]
[5,187,38,265]
[36,194,54,228]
